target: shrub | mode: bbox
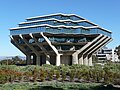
[39,68,47,82]
[48,69,54,81]
[55,70,60,80]
[0,70,6,84]
[61,71,66,82]
[69,69,76,82]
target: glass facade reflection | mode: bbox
[19,20,94,27]
[10,13,112,37]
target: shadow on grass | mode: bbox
[30,86,63,90]
[91,84,120,90]
[30,84,120,90]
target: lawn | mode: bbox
[1,81,117,90]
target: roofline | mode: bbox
[26,13,85,20]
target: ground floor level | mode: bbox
[26,54,93,66]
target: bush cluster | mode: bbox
[0,63,120,85]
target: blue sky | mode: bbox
[0,0,120,56]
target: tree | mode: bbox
[115,45,120,59]
[0,56,25,65]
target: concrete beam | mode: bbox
[83,56,88,65]
[19,34,41,65]
[78,55,84,64]
[88,56,92,66]
[87,37,112,65]
[40,32,62,66]
[72,34,102,65]
[88,37,111,57]
[82,35,107,65]
[46,55,50,64]
[83,35,106,58]
[29,33,50,64]
[10,36,27,55]
[73,34,103,55]
[19,34,38,54]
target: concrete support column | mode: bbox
[87,37,112,66]
[84,56,88,65]
[78,55,83,65]
[26,54,31,65]
[72,34,103,65]
[56,54,61,66]
[36,55,41,65]
[72,54,78,64]
[33,54,36,65]
[46,55,50,64]
[88,56,92,66]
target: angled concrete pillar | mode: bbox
[30,33,50,65]
[73,34,102,56]
[87,37,112,66]
[26,54,31,65]
[10,36,27,55]
[72,34,102,65]
[41,32,62,66]
[88,56,92,66]
[19,34,41,65]
[56,54,61,66]
[40,32,59,54]
[78,55,83,64]
[72,54,78,64]
[88,37,111,60]
[46,55,50,64]
[84,56,88,65]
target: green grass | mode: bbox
[0,82,119,90]
[0,82,101,90]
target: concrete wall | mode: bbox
[61,55,72,65]
[50,55,56,65]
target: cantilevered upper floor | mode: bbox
[10,13,112,37]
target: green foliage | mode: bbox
[55,70,60,80]
[69,69,76,82]
[39,68,47,82]
[48,69,54,81]
[0,56,25,65]
[115,45,120,59]
[0,63,120,85]
[61,70,66,82]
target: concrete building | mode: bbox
[10,13,112,66]
[96,47,120,62]
[112,49,120,62]
[96,47,112,61]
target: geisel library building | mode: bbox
[10,13,112,66]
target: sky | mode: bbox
[0,0,120,56]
